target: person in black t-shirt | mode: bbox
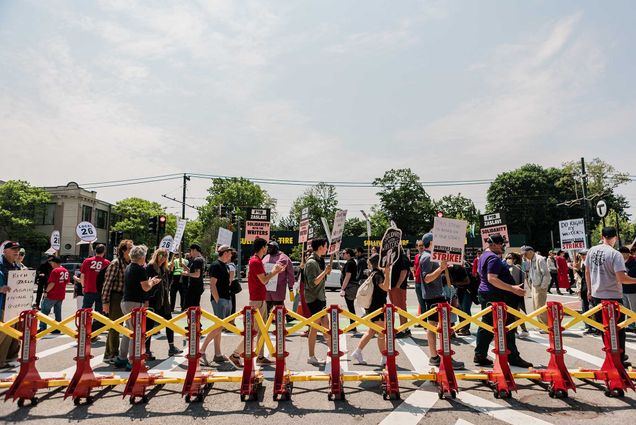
[34,255,54,307]
[355,247,367,282]
[389,247,410,338]
[182,244,205,308]
[351,254,391,366]
[340,248,360,332]
[200,245,235,368]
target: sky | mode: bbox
[1,0,635,222]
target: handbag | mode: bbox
[230,279,242,295]
[344,281,359,301]
[356,272,377,309]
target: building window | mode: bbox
[82,205,92,222]
[36,203,56,225]
[96,209,108,229]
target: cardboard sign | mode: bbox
[159,235,174,251]
[301,207,309,221]
[50,230,61,251]
[379,227,402,268]
[298,219,310,243]
[307,225,315,243]
[171,218,187,253]
[559,218,586,250]
[216,227,233,247]
[329,210,348,254]
[480,225,509,249]
[76,221,97,242]
[480,212,505,229]
[245,207,271,242]
[431,217,467,265]
[3,270,36,321]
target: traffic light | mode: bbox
[148,216,158,233]
[117,231,124,243]
[158,215,167,235]
[231,211,237,223]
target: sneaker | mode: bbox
[403,328,412,336]
[351,349,367,365]
[145,352,156,361]
[395,331,407,339]
[114,357,129,369]
[451,358,466,369]
[307,356,325,366]
[625,328,636,334]
[200,353,212,367]
[256,356,274,365]
[456,328,471,336]
[217,361,237,372]
[622,360,632,368]
[519,330,529,338]
[583,328,596,335]
[168,346,183,357]
[51,330,61,335]
[429,356,441,366]
[229,353,243,368]
[213,354,229,363]
[103,356,115,365]
[286,315,296,323]
[508,357,533,368]
[6,361,20,368]
[474,356,493,367]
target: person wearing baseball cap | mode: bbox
[0,242,22,368]
[474,235,533,368]
[520,245,550,325]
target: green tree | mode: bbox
[0,180,51,252]
[288,183,339,238]
[434,193,480,228]
[368,206,390,237]
[343,217,367,237]
[111,197,166,247]
[590,209,636,248]
[373,169,434,235]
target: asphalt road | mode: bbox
[0,284,634,425]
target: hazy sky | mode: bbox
[1,0,635,222]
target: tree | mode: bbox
[0,180,51,252]
[111,198,166,248]
[434,193,480,228]
[373,169,434,235]
[343,217,367,237]
[368,206,390,237]
[288,183,339,238]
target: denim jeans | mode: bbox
[39,298,63,331]
[211,297,233,319]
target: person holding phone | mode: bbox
[114,244,161,370]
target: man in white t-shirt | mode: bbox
[585,227,636,367]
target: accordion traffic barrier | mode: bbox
[0,301,635,407]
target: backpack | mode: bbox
[356,270,377,309]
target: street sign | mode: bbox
[479,212,505,229]
[379,227,402,268]
[559,218,586,250]
[50,230,61,251]
[596,200,607,218]
[76,221,97,242]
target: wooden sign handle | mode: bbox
[444,268,452,288]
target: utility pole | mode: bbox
[181,173,190,252]
[236,210,242,278]
[580,158,592,248]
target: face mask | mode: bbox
[506,259,513,265]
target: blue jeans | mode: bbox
[211,298,232,319]
[82,292,105,331]
[39,298,62,331]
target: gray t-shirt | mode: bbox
[585,244,626,299]
[419,250,444,300]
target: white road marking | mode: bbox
[455,419,476,425]
[456,392,552,425]
[378,383,440,425]
[526,331,603,367]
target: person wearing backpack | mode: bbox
[351,254,390,366]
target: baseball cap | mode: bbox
[267,240,279,248]
[3,241,20,250]
[421,233,433,245]
[217,244,232,254]
[189,243,202,252]
[520,245,534,253]
[486,234,506,245]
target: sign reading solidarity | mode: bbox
[431,217,467,265]
[171,218,187,253]
[480,225,509,249]
[559,218,586,250]
[480,212,505,229]
[50,230,61,251]
[216,227,233,247]
[379,227,402,268]
[159,235,174,251]
[245,208,271,241]
[596,200,607,218]
[298,207,310,243]
[3,270,36,321]
[76,221,97,242]
[329,210,348,254]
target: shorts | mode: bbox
[211,297,232,319]
[365,309,385,323]
[388,287,407,309]
[423,297,448,322]
[307,299,326,316]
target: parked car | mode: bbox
[324,259,346,291]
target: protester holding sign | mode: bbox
[34,255,54,308]
[390,246,411,338]
[304,238,332,366]
[38,256,69,333]
[181,244,206,308]
[0,242,21,369]
[263,241,295,314]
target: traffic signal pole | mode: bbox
[580,158,592,248]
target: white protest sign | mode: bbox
[50,230,61,251]
[329,210,348,254]
[159,235,174,251]
[320,217,332,243]
[171,218,187,253]
[76,221,97,242]
[559,218,586,250]
[379,227,402,268]
[216,227,233,247]
[431,217,467,265]
[264,262,277,291]
[3,270,36,321]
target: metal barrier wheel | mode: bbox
[605,389,625,398]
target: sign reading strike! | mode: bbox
[245,208,271,241]
[3,270,36,321]
[379,227,402,268]
[431,217,467,265]
[76,221,97,242]
[480,225,509,249]
[559,218,586,250]
[328,210,348,254]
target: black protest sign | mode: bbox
[379,227,402,268]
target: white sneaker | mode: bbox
[519,330,529,338]
[351,349,367,365]
[307,356,325,366]
[6,361,20,368]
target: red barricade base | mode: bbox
[240,306,262,401]
[182,307,210,402]
[485,302,516,399]
[382,304,400,400]
[327,305,344,401]
[273,306,292,401]
[436,302,458,399]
